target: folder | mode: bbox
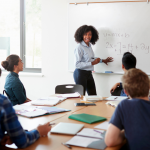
[66,129,106,150]
[68,113,106,124]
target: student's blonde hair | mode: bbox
[122,68,150,98]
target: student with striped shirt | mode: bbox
[0,68,51,148]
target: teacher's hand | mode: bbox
[92,58,100,65]
[103,57,113,65]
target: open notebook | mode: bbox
[31,97,66,106]
[65,128,106,150]
[13,105,70,118]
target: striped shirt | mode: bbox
[0,95,40,148]
[74,41,102,71]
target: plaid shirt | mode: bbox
[0,94,40,148]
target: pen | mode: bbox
[114,97,118,99]
[49,123,55,126]
[93,129,103,134]
[62,143,72,149]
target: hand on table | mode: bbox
[37,122,52,137]
[0,135,13,145]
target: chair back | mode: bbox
[3,90,10,99]
[55,84,84,95]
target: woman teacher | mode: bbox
[73,25,113,95]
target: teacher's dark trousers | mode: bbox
[73,69,97,95]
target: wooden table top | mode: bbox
[2,98,124,150]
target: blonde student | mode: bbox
[105,68,150,150]
[1,55,31,105]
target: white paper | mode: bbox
[105,96,128,101]
[77,128,103,139]
[106,101,121,107]
[13,105,37,111]
[31,99,60,106]
[66,136,99,147]
[23,109,47,117]
[39,97,66,101]
[59,92,81,98]
[94,121,109,130]
[83,95,103,101]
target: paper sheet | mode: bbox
[77,128,103,139]
[66,136,100,147]
[58,92,81,98]
[94,121,109,130]
[20,109,47,117]
[31,99,60,106]
[105,96,128,101]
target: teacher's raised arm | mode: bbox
[73,25,113,95]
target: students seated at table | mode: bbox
[105,68,150,150]
[1,55,31,106]
[0,68,51,148]
[110,52,136,96]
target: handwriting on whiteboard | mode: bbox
[103,33,130,38]
[106,42,149,55]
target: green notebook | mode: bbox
[68,113,106,124]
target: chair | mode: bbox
[55,84,84,95]
[3,90,10,99]
[111,87,122,96]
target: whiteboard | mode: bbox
[68,2,150,74]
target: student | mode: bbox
[74,25,113,95]
[105,68,150,150]
[110,52,136,96]
[1,55,31,105]
[0,68,51,148]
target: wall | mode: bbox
[0,0,128,99]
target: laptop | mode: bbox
[51,122,84,135]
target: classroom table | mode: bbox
[1,98,125,150]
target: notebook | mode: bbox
[51,122,84,135]
[31,97,66,106]
[57,92,81,99]
[105,96,128,101]
[65,128,106,150]
[68,113,107,124]
[13,105,70,118]
[83,95,103,102]
[94,121,109,130]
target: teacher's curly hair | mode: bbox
[74,25,99,45]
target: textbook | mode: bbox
[65,128,106,150]
[31,97,66,106]
[83,95,102,102]
[68,113,106,124]
[13,105,70,118]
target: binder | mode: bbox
[68,113,106,124]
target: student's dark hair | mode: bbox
[122,52,136,70]
[1,54,19,72]
[74,25,99,45]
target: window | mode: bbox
[0,0,41,73]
